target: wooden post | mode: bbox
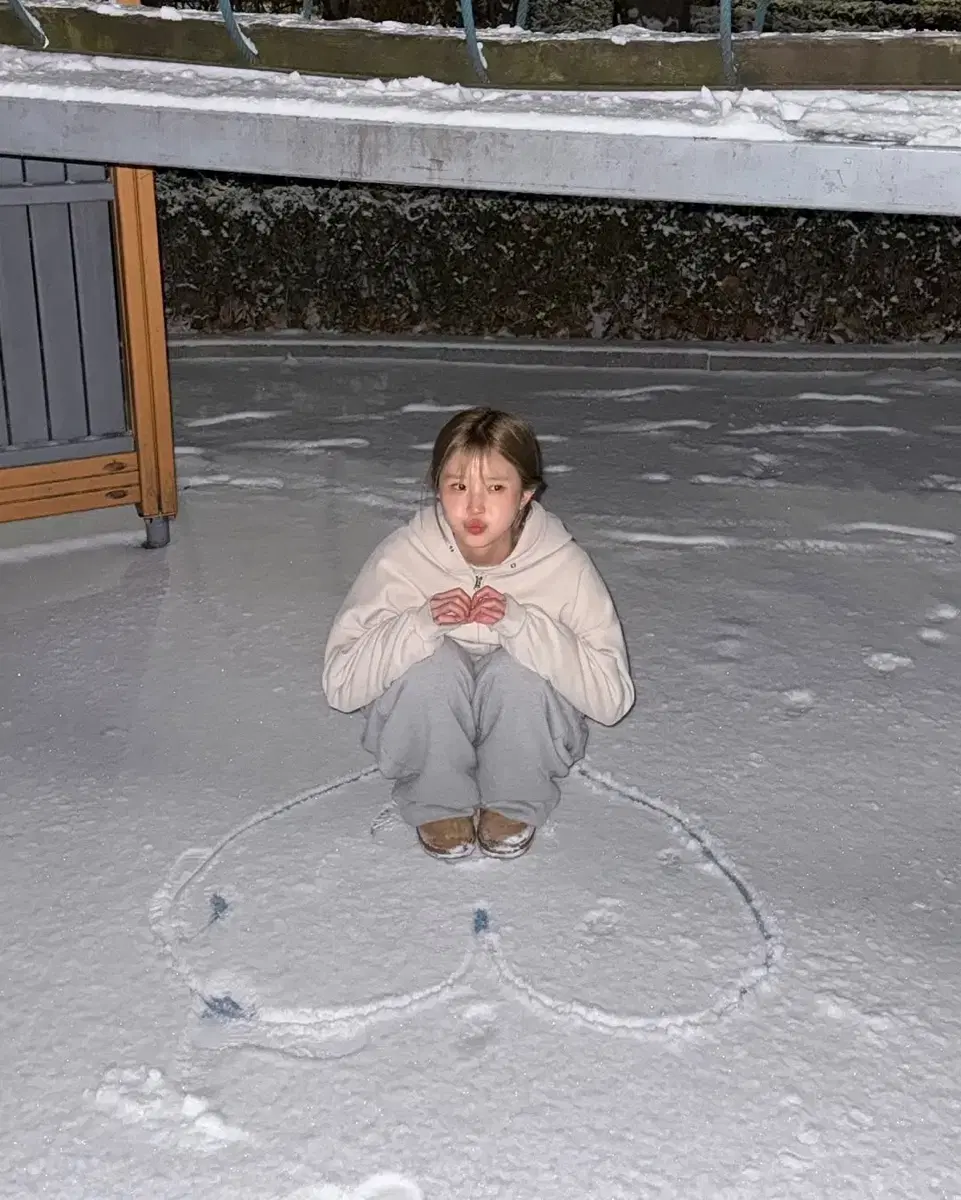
[112,166,178,527]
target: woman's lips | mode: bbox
[465,521,487,535]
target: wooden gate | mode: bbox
[0,159,176,547]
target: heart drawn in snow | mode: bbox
[151,761,782,1054]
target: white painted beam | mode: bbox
[4,49,961,215]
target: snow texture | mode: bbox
[3,348,961,1198]
[8,43,961,146]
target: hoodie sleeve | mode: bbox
[322,535,445,713]
[496,552,634,726]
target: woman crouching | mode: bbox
[322,407,634,861]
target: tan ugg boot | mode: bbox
[416,816,476,860]
[477,809,536,859]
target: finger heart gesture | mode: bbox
[429,588,472,626]
[469,585,507,626]
[429,585,507,627]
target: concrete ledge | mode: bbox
[7,50,961,215]
[168,334,961,371]
[6,94,961,217]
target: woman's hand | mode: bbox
[430,588,473,626]
[470,586,507,626]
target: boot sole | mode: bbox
[416,834,476,861]
[477,831,535,860]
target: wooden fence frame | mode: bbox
[0,165,178,546]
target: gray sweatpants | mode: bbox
[362,639,588,828]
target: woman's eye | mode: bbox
[490,484,504,493]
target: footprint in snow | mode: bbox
[579,898,624,940]
[714,637,743,662]
[919,474,961,493]
[864,652,913,675]
[455,1000,500,1053]
[712,619,752,664]
[918,603,958,646]
[741,453,784,481]
[782,689,815,716]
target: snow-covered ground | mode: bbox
[2,346,961,1199]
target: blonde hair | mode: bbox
[429,408,544,499]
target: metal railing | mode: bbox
[10,0,47,46]
[0,0,886,88]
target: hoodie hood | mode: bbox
[406,501,573,576]
[323,499,634,724]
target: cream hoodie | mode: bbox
[322,502,634,726]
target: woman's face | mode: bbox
[438,450,534,567]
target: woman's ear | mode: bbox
[522,489,537,507]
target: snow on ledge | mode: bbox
[3,47,961,145]
[4,48,961,213]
